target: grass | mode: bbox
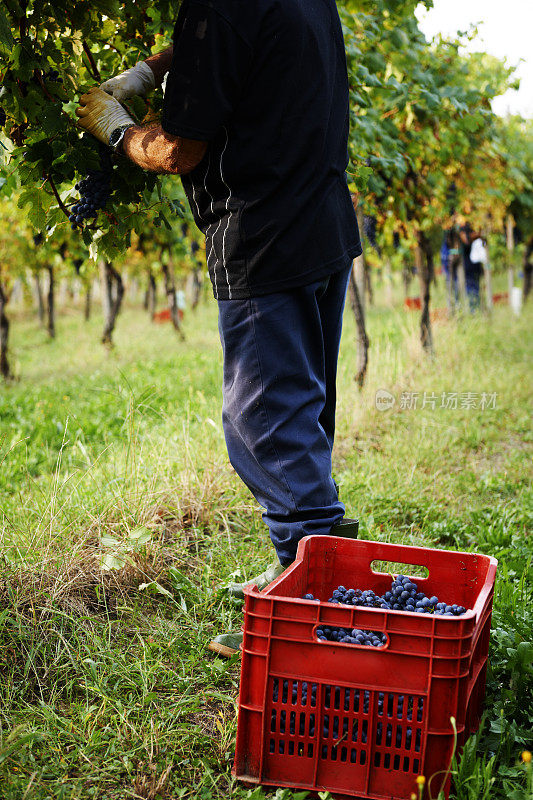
[0,275,532,800]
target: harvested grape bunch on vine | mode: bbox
[69,138,113,229]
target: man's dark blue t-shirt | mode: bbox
[162,0,361,300]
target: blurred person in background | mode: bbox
[460,223,484,311]
[441,229,458,311]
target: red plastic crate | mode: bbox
[234,537,497,800]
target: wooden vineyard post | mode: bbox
[506,214,515,304]
[84,283,92,321]
[354,207,366,318]
[34,270,45,324]
[0,284,11,379]
[46,266,55,338]
[100,259,110,321]
[524,237,533,303]
[146,271,156,320]
[348,265,369,389]
[482,226,493,314]
[483,259,493,314]
[416,232,433,353]
[162,250,185,340]
[385,257,393,306]
[101,262,124,346]
[350,197,369,388]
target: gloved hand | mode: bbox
[100,62,155,103]
[75,87,135,145]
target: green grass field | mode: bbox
[1,282,532,800]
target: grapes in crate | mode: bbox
[304,575,467,617]
[316,626,387,647]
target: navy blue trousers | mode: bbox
[217,264,351,565]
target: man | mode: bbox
[77,0,361,656]
[441,229,459,311]
[459,223,483,312]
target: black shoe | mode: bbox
[330,517,359,539]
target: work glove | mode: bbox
[75,87,135,145]
[100,62,155,102]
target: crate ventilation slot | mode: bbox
[268,679,425,773]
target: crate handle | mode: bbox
[370,560,429,579]
[313,623,390,650]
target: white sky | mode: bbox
[416,0,533,118]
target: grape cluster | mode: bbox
[363,214,378,249]
[383,575,466,616]
[69,143,113,230]
[303,576,467,617]
[333,587,392,609]
[316,626,387,647]
[44,69,61,83]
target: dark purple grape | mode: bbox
[71,139,113,228]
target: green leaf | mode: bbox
[462,117,477,132]
[17,189,47,230]
[92,0,120,15]
[0,733,42,766]
[128,526,152,544]
[138,581,174,599]
[100,553,127,571]
[168,568,196,593]
[100,535,121,547]
[0,8,14,48]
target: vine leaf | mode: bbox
[18,188,47,230]
[0,9,13,47]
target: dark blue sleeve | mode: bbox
[162,1,252,141]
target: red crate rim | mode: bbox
[244,536,498,623]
